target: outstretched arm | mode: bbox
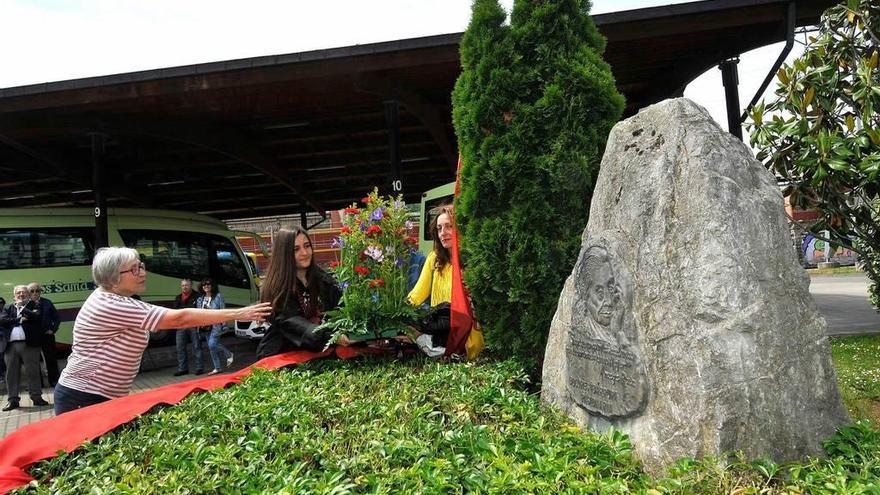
[156,302,271,331]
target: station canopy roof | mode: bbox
[0,0,834,219]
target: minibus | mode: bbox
[0,208,261,348]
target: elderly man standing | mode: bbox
[28,283,60,386]
[173,279,203,376]
[0,286,49,410]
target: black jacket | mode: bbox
[256,269,342,358]
[0,300,44,348]
[172,291,200,329]
[35,297,60,334]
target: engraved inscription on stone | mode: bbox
[567,244,648,418]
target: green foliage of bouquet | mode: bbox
[318,189,424,342]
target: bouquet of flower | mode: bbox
[318,188,424,343]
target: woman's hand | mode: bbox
[234,302,273,323]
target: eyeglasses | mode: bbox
[120,262,146,276]
[29,289,41,293]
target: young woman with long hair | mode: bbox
[406,205,455,357]
[255,226,344,358]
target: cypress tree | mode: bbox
[453,0,624,364]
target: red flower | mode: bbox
[354,266,370,276]
[369,278,385,288]
[343,207,361,215]
[340,226,351,234]
[361,196,371,204]
[329,261,342,268]
[404,236,418,245]
[366,225,382,236]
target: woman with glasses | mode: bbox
[54,247,271,415]
[197,278,233,375]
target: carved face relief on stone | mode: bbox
[584,257,621,328]
[567,242,649,419]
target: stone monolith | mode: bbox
[542,98,849,475]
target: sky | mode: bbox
[0,0,809,137]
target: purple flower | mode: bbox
[395,257,404,268]
[340,281,350,290]
[360,222,368,232]
[370,207,384,222]
[331,237,344,248]
[364,245,384,263]
[394,201,405,209]
[405,220,413,230]
[371,293,380,303]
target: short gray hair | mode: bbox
[92,247,140,289]
[13,285,28,297]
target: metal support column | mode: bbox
[383,100,403,196]
[719,57,743,140]
[91,133,109,249]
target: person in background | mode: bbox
[407,205,455,358]
[173,279,203,376]
[0,297,5,382]
[0,286,48,410]
[28,283,60,386]
[197,278,233,376]
[256,226,345,358]
[54,247,271,415]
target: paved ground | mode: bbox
[0,336,259,438]
[0,275,876,439]
[810,273,880,336]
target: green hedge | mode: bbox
[17,356,880,494]
[452,0,625,364]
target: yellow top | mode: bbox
[407,251,452,307]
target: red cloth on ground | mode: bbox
[0,348,340,494]
[446,155,475,357]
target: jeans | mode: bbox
[207,327,232,370]
[54,383,109,415]
[175,328,203,372]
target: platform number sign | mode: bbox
[392,179,403,193]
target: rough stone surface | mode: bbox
[542,98,849,475]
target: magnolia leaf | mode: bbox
[827,159,850,171]
[804,87,816,108]
[777,67,790,85]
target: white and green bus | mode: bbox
[0,208,261,348]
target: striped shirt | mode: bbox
[58,289,168,399]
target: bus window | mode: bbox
[211,237,249,289]
[0,228,94,269]
[119,230,210,282]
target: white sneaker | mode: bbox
[226,353,234,368]
[207,369,221,376]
